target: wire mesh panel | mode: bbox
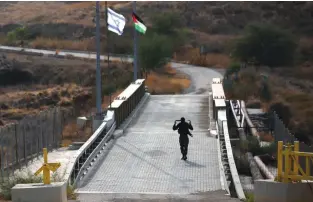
[0,106,68,181]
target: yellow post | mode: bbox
[294,141,299,175]
[306,157,310,176]
[35,148,61,185]
[277,141,283,182]
[283,143,291,183]
[42,148,50,184]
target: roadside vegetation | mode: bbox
[0,170,77,200]
[223,22,313,145]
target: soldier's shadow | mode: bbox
[185,160,206,168]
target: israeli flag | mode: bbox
[107,8,126,36]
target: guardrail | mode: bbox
[212,78,246,200]
[73,121,116,187]
[216,109,246,200]
[66,79,146,186]
[229,100,276,182]
[67,114,115,186]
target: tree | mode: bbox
[233,24,297,67]
[150,12,187,51]
[138,12,188,77]
[7,26,29,44]
[139,33,173,76]
[151,13,183,36]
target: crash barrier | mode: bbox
[276,141,313,182]
[67,79,146,186]
[109,79,146,128]
[212,78,246,200]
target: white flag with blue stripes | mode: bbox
[107,8,126,36]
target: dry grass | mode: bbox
[0,2,131,26]
[61,89,125,146]
[146,65,191,94]
[175,48,231,68]
[30,37,94,51]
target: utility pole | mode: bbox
[133,1,138,81]
[95,1,102,117]
[105,1,112,108]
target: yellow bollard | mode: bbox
[35,148,61,184]
[283,143,292,183]
[294,141,299,175]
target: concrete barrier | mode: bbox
[255,179,313,202]
[12,182,67,202]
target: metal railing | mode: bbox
[67,119,116,186]
[67,79,146,186]
[276,141,313,182]
[229,100,245,128]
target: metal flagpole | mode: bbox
[105,1,112,108]
[95,1,102,116]
[133,1,137,82]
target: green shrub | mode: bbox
[232,23,297,67]
[0,171,42,200]
[225,62,241,77]
[7,26,29,44]
[245,192,254,202]
[241,136,276,156]
[102,84,116,96]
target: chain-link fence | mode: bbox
[0,106,74,182]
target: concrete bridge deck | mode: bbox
[76,94,233,201]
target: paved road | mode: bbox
[77,95,223,201]
[76,63,238,201]
[171,63,224,95]
[0,45,133,62]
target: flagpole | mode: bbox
[95,1,102,116]
[133,1,138,81]
[105,1,112,108]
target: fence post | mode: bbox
[277,141,283,182]
[294,141,299,175]
[0,138,3,183]
[52,108,56,149]
[23,124,27,166]
[14,124,19,168]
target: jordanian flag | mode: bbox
[132,12,146,34]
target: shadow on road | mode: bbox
[184,160,206,168]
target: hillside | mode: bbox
[0,1,313,53]
[1,1,313,143]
